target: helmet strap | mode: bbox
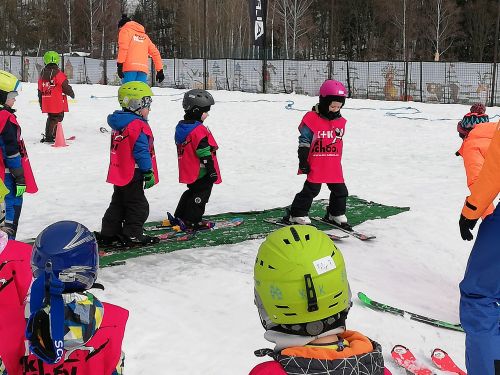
[26,265,66,364]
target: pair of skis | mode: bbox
[264,216,376,241]
[392,345,466,375]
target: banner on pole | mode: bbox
[249,0,267,47]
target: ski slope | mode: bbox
[15,82,488,374]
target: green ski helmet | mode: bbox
[43,51,60,65]
[0,70,21,105]
[254,225,351,336]
[118,81,153,112]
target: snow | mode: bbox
[15,82,488,373]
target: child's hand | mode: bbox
[143,170,155,189]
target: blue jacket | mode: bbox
[107,110,152,172]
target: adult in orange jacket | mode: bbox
[456,103,495,218]
[116,15,165,84]
[458,115,500,374]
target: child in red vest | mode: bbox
[172,89,221,230]
[250,225,391,375]
[286,80,349,228]
[97,81,159,246]
[0,221,128,375]
[0,70,38,239]
[37,51,75,143]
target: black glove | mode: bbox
[201,156,218,182]
[298,147,310,174]
[117,63,124,79]
[156,69,165,83]
[459,214,478,241]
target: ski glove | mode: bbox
[143,170,156,189]
[117,63,124,79]
[298,146,311,174]
[16,184,26,197]
[201,156,218,182]
[156,69,165,83]
[459,214,477,241]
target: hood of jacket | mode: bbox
[107,110,145,131]
[122,20,146,34]
[40,63,61,80]
[175,120,202,144]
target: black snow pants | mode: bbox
[174,174,214,224]
[290,180,348,217]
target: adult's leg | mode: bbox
[459,206,500,375]
[326,183,348,216]
[290,181,322,217]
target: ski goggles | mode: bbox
[26,264,66,364]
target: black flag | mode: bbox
[249,0,267,47]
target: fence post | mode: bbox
[225,58,230,90]
[420,61,423,103]
[282,60,286,93]
[20,52,25,81]
[491,62,497,107]
[404,60,409,101]
[346,60,351,97]
[204,58,207,90]
[366,61,370,99]
[61,53,65,73]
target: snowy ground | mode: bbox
[14,82,493,374]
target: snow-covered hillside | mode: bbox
[14,82,488,374]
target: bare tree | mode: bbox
[276,0,314,58]
[421,0,460,61]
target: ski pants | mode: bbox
[3,174,22,240]
[174,175,214,224]
[290,181,348,217]
[122,71,148,84]
[459,205,500,375]
[45,112,64,140]
[101,174,149,238]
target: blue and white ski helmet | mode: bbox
[31,221,99,292]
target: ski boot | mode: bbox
[123,233,160,245]
[323,213,352,230]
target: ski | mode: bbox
[263,218,349,241]
[99,231,195,254]
[358,292,464,332]
[391,345,434,375]
[311,217,376,240]
[145,217,244,233]
[431,348,466,375]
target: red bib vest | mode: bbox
[299,112,346,183]
[0,302,128,375]
[38,71,69,113]
[177,124,221,184]
[0,110,38,193]
[106,119,159,186]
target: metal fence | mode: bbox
[1,55,497,106]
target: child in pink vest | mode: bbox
[97,81,159,246]
[172,89,221,230]
[0,70,38,239]
[287,80,349,228]
[37,51,75,143]
[250,225,391,375]
[0,221,128,375]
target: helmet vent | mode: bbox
[305,234,310,241]
[289,227,300,242]
[260,260,264,266]
[268,265,275,269]
[333,291,343,298]
[284,313,297,316]
[275,305,290,309]
[283,239,291,245]
[328,302,339,308]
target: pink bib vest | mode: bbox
[0,110,38,193]
[299,111,346,183]
[0,300,128,375]
[38,71,69,113]
[106,119,159,186]
[0,240,32,307]
[177,124,221,184]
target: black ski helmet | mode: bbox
[182,89,215,112]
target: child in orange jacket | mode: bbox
[456,103,495,218]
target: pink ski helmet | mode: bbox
[319,80,347,98]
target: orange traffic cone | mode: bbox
[52,122,68,147]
